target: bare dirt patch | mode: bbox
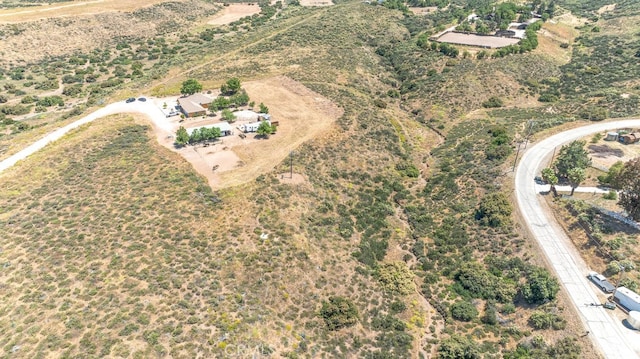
[0,0,173,23]
[436,31,520,48]
[586,136,640,169]
[206,3,260,26]
[276,172,307,185]
[408,6,436,15]
[299,0,333,6]
[597,4,617,15]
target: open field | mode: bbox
[0,0,176,23]
[206,3,260,26]
[436,31,521,48]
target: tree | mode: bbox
[476,192,512,227]
[542,167,558,197]
[221,109,236,122]
[256,121,276,138]
[319,296,358,330]
[259,102,269,114]
[180,79,202,96]
[554,140,591,178]
[220,77,241,95]
[437,335,481,359]
[450,301,478,322]
[567,167,586,196]
[521,267,559,304]
[598,161,624,189]
[210,96,231,111]
[615,157,640,221]
[175,126,189,146]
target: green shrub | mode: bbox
[476,192,512,227]
[482,96,504,108]
[529,311,566,330]
[450,301,478,322]
[319,296,359,331]
[376,262,416,295]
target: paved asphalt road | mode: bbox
[516,119,640,359]
[0,99,170,174]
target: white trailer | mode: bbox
[239,120,270,133]
[614,287,640,312]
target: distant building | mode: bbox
[495,30,516,38]
[178,93,213,118]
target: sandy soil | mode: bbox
[408,7,436,15]
[151,76,342,190]
[299,0,333,6]
[436,32,520,48]
[207,3,260,26]
[597,4,617,15]
[0,0,174,23]
[587,136,640,169]
[276,172,307,185]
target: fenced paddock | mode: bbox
[436,31,521,49]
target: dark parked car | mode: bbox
[138,97,147,102]
[125,97,136,103]
[588,272,616,293]
[534,176,547,185]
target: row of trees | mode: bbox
[174,125,221,146]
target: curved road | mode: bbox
[0,100,170,174]
[516,119,640,359]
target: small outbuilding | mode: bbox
[605,132,619,141]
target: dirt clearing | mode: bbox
[0,0,175,23]
[299,0,333,6]
[206,3,260,26]
[436,32,520,48]
[159,76,342,190]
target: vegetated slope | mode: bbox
[0,0,221,64]
[1,0,631,358]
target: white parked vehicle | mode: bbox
[587,271,616,293]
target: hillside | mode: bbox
[1,0,639,357]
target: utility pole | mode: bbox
[512,142,522,172]
[524,120,535,149]
[289,151,294,179]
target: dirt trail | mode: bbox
[153,4,338,90]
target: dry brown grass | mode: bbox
[206,3,260,26]
[0,0,174,23]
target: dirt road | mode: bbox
[0,100,171,173]
[516,119,640,359]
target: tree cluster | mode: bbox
[174,125,221,146]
